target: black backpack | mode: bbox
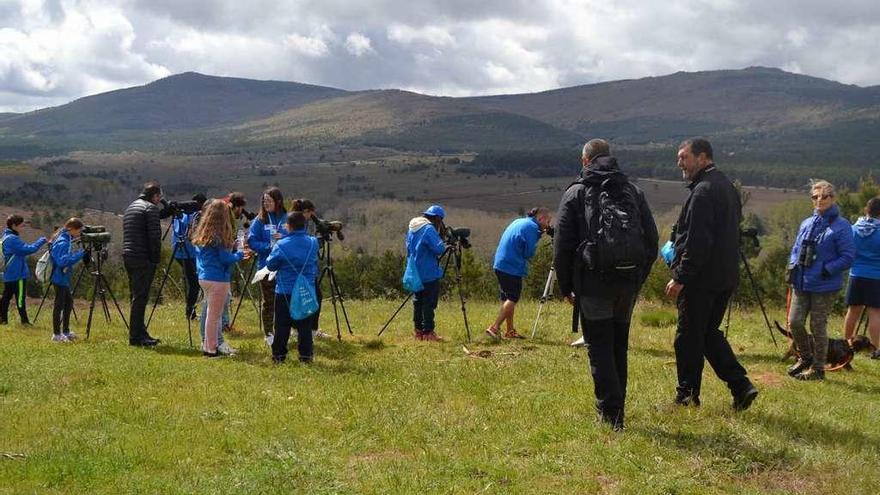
[577,177,646,281]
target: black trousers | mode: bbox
[413,280,441,332]
[674,288,750,399]
[0,280,29,323]
[176,258,199,317]
[125,260,156,341]
[52,284,73,335]
[272,293,314,361]
[579,289,637,426]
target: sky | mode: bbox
[1,0,879,112]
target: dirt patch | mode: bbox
[752,371,784,388]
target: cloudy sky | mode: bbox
[1,0,879,112]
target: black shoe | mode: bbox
[272,355,287,364]
[129,338,159,347]
[787,358,813,377]
[299,355,314,364]
[674,393,701,407]
[202,351,220,358]
[871,350,880,360]
[732,385,759,411]
[795,367,825,381]
[144,334,162,344]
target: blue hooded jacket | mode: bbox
[196,240,244,282]
[788,204,856,293]
[248,211,288,269]
[851,216,880,280]
[493,217,542,278]
[170,213,198,260]
[265,229,319,295]
[50,230,85,287]
[405,217,446,284]
[2,228,47,282]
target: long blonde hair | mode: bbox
[191,199,234,248]
[50,218,84,243]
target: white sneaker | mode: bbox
[265,333,274,346]
[217,342,238,356]
[313,329,331,340]
[63,332,77,341]
[570,336,585,347]
[51,334,69,343]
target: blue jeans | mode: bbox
[413,279,440,332]
[200,291,230,346]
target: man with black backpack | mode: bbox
[554,139,658,430]
[665,138,758,411]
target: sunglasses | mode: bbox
[811,194,833,201]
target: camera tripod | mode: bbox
[318,235,353,340]
[530,266,556,338]
[229,255,261,331]
[378,241,472,342]
[723,248,779,348]
[33,269,81,324]
[146,219,197,345]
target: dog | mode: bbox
[774,321,877,371]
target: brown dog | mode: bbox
[775,322,877,371]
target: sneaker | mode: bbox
[795,367,825,381]
[265,333,275,346]
[62,331,78,341]
[674,392,701,407]
[313,329,332,340]
[413,330,424,341]
[787,358,812,377]
[51,334,68,343]
[422,331,444,342]
[504,328,525,339]
[570,336,585,347]
[217,342,238,356]
[732,385,759,411]
[485,327,501,339]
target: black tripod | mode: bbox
[82,245,130,339]
[378,240,472,341]
[724,244,779,348]
[229,255,261,330]
[317,236,353,340]
[33,265,81,324]
[146,219,194,344]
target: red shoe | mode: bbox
[423,331,444,342]
[414,331,424,341]
[504,328,525,339]
[485,327,501,339]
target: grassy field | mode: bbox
[1,298,879,494]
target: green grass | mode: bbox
[1,298,879,494]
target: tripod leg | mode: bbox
[85,274,101,340]
[378,293,414,336]
[101,273,130,332]
[451,249,471,342]
[230,258,257,330]
[146,243,181,331]
[740,251,778,348]
[325,269,342,341]
[33,283,52,324]
[69,264,88,323]
[531,268,556,338]
[328,268,353,335]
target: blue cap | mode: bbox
[423,204,446,219]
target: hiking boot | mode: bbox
[485,327,501,339]
[787,358,813,377]
[795,367,825,381]
[674,393,701,407]
[732,385,759,411]
[504,329,525,339]
[422,331,444,342]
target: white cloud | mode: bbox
[344,32,374,57]
[2,0,880,112]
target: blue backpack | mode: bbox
[402,239,423,293]
[281,239,319,320]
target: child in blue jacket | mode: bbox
[1,214,47,325]
[49,218,86,342]
[248,187,288,344]
[266,212,319,363]
[404,205,448,341]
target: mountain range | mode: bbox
[1,67,878,173]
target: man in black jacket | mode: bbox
[554,139,658,430]
[665,138,758,410]
[123,181,172,346]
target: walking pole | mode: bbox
[531,267,556,338]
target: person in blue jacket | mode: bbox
[192,199,250,357]
[170,194,206,320]
[248,187,288,345]
[49,218,86,342]
[487,207,552,339]
[843,197,880,359]
[1,215,48,326]
[405,205,448,341]
[265,212,319,363]
[786,181,856,380]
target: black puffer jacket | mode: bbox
[670,166,742,291]
[123,196,171,266]
[553,156,658,297]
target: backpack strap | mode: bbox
[277,237,316,279]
